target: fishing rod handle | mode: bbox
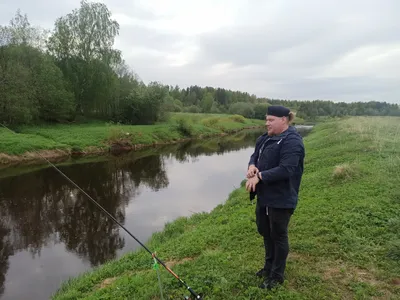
[188,287,202,299]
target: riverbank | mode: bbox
[52,116,400,299]
[0,113,264,166]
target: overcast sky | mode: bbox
[1,0,399,103]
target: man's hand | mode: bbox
[247,164,259,178]
[245,175,260,192]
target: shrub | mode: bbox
[229,114,246,123]
[175,117,194,137]
[183,105,201,113]
[201,117,220,127]
[210,103,221,114]
[108,127,126,143]
[332,163,359,180]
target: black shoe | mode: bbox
[258,278,270,289]
[267,278,284,290]
[255,268,269,278]
[259,278,284,290]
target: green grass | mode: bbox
[0,127,70,156]
[52,116,400,299]
[0,113,264,159]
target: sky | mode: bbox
[1,0,399,104]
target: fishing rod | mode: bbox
[1,123,203,300]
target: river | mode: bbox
[0,126,312,300]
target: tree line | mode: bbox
[1,0,399,126]
[294,100,400,120]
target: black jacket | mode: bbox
[248,126,305,209]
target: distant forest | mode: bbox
[1,0,399,126]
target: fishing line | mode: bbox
[1,123,203,300]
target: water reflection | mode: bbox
[0,127,311,300]
[0,220,12,296]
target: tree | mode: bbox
[47,0,120,62]
[0,11,74,125]
[120,82,167,125]
[33,53,75,122]
[229,102,255,118]
[47,0,121,116]
[170,85,182,101]
[0,45,33,124]
[161,94,181,113]
[215,88,229,107]
[200,92,214,113]
[6,9,48,49]
[253,103,270,120]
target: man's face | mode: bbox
[266,115,286,135]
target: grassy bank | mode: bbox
[52,116,400,299]
[0,127,263,179]
[0,113,264,164]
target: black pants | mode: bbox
[255,203,294,282]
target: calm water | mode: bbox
[0,127,312,300]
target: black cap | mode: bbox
[267,105,290,117]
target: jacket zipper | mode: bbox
[258,138,271,163]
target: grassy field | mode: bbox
[52,116,400,299]
[0,113,264,163]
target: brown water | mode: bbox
[0,126,312,300]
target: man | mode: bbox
[245,105,305,290]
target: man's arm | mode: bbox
[248,152,258,168]
[248,138,261,167]
[259,136,304,182]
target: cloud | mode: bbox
[103,0,158,21]
[115,23,186,54]
[0,0,76,28]
[0,0,399,103]
[192,0,400,102]
[270,76,399,102]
